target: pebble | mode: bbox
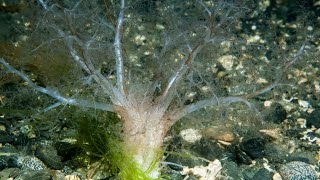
[180,129,202,143]
[239,138,265,159]
[252,168,272,180]
[264,103,287,124]
[17,155,46,171]
[36,145,64,169]
[278,161,317,180]
[307,108,320,128]
[203,127,235,142]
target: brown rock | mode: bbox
[203,127,235,142]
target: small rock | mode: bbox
[180,129,202,143]
[17,155,46,171]
[0,168,20,179]
[0,157,8,170]
[36,145,64,169]
[264,103,287,124]
[64,174,80,180]
[260,128,282,140]
[235,146,252,165]
[17,169,52,180]
[0,144,19,170]
[0,124,6,132]
[239,138,265,159]
[278,161,316,180]
[217,55,235,71]
[54,141,79,162]
[221,161,241,179]
[298,99,310,108]
[272,173,282,180]
[264,145,288,164]
[203,127,235,142]
[252,168,272,180]
[0,144,18,154]
[306,108,320,128]
[0,156,18,170]
[191,139,225,161]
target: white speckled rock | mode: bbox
[278,161,317,180]
[180,128,202,143]
[17,155,46,171]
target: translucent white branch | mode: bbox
[66,38,114,95]
[244,40,306,99]
[114,0,126,95]
[160,0,217,103]
[54,25,118,98]
[160,41,206,104]
[197,0,212,16]
[43,102,63,112]
[39,1,119,99]
[282,40,306,74]
[170,40,307,122]
[0,58,114,112]
[38,0,49,10]
[169,96,252,122]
